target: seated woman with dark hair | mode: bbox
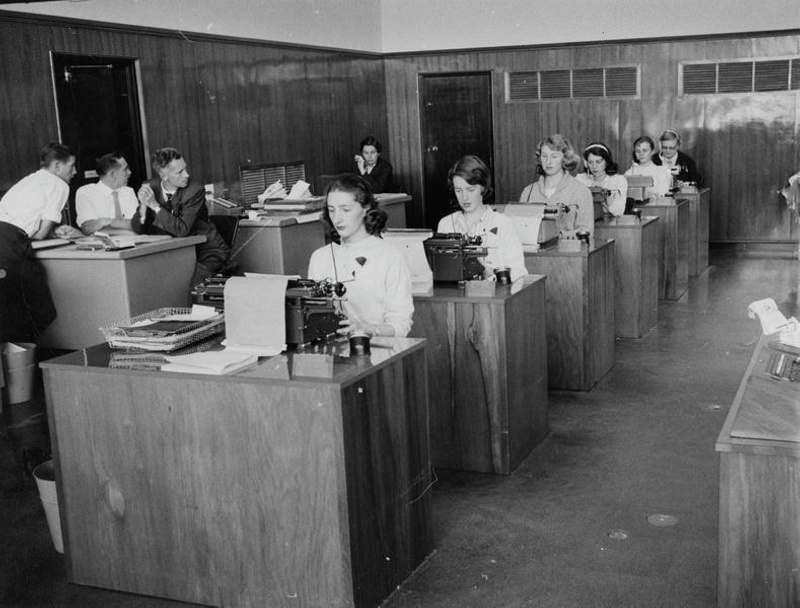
[437,155,526,282]
[307,173,413,337]
[624,135,672,200]
[575,141,628,216]
[353,136,398,194]
[519,133,594,237]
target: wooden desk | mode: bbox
[524,239,615,391]
[678,188,710,276]
[233,215,326,275]
[35,236,204,350]
[376,193,410,228]
[410,277,548,474]
[41,338,431,607]
[594,216,659,339]
[716,336,800,607]
[638,198,689,301]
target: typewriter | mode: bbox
[284,278,344,346]
[423,233,488,283]
[192,276,344,346]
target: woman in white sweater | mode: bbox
[437,155,526,282]
[307,173,413,338]
[624,135,672,200]
[575,141,628,217]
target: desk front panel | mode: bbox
[594,217,659,339]
[232,221,325,276]
[43,341,431,607]
[716,337,800,607]
[38,245,195,349]
[524,241,615,390]
[411,279,548,474]
[642,200,689,301]
[680,188,710,276]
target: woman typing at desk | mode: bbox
[575,142,627,217]
[437,155,526,282]
[307,173,413,337]
[624,135,672,201]
[519,134,594,238]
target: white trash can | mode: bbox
[32,460,63,554]
[1,342,37,404]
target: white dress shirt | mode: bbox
[0,169,68,237]
[75,181,138,226]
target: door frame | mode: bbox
[49,51,151,177]
[417,70,495,228]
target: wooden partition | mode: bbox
[384,32,800,242]
[0,12,387,201]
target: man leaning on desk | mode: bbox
[133,147,229,286]
[76,151,137,235]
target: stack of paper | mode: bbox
[162,351,258,375]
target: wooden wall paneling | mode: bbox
[0,20,60,191]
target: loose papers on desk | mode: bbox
[747,297,798,335]
[223,275,290,355]
[162,351,258,375]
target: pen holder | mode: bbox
[349,331,371,356]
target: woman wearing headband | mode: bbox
[575,142,627,216]
[624,135,672,200]
[307,173,413,337]
[519,134,594,238]
[657,130,702,187]
[438,155,526,282]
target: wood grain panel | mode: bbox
[0,13,386,206]
[384,33,800,244]
[524,240,614,390]
[642,199,689,300]
[410,279,548,473]
[43,341,431,607]
[595,217,659,338]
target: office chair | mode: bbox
[208,215,240,276]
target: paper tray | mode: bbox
[101,307,225,351]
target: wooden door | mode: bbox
[419,72,493,229]
[50,52,148,225]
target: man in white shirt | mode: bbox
[76,152,138,234]
[0,142,82,342]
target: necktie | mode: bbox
[112,190,122,219]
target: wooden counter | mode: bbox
[35,236,204,350]
[41,337,432,607]
[716,336,800,607]
[410,277,548,474]
[376,193,410,228]
[233,215,326,275]
[524,239,615,391]
[637,198,689,301]
[230,195,410,275]
[594,216,659,339]
[678,188,710,276]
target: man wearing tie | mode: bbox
[75,152,138,234]
[133,147,229,286]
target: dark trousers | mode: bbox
[0,222,57,343]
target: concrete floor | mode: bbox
[1,251,793,607]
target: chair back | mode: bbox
[209,215,240,249]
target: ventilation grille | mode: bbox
[240,161,306,207]
[682,58,800,94]
[507,65,639,102]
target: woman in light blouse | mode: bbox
[437,155,526,282]
[575,142,627,217]
[624,135,672,200]
[519,134,594,238]
[307,173,413,337]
